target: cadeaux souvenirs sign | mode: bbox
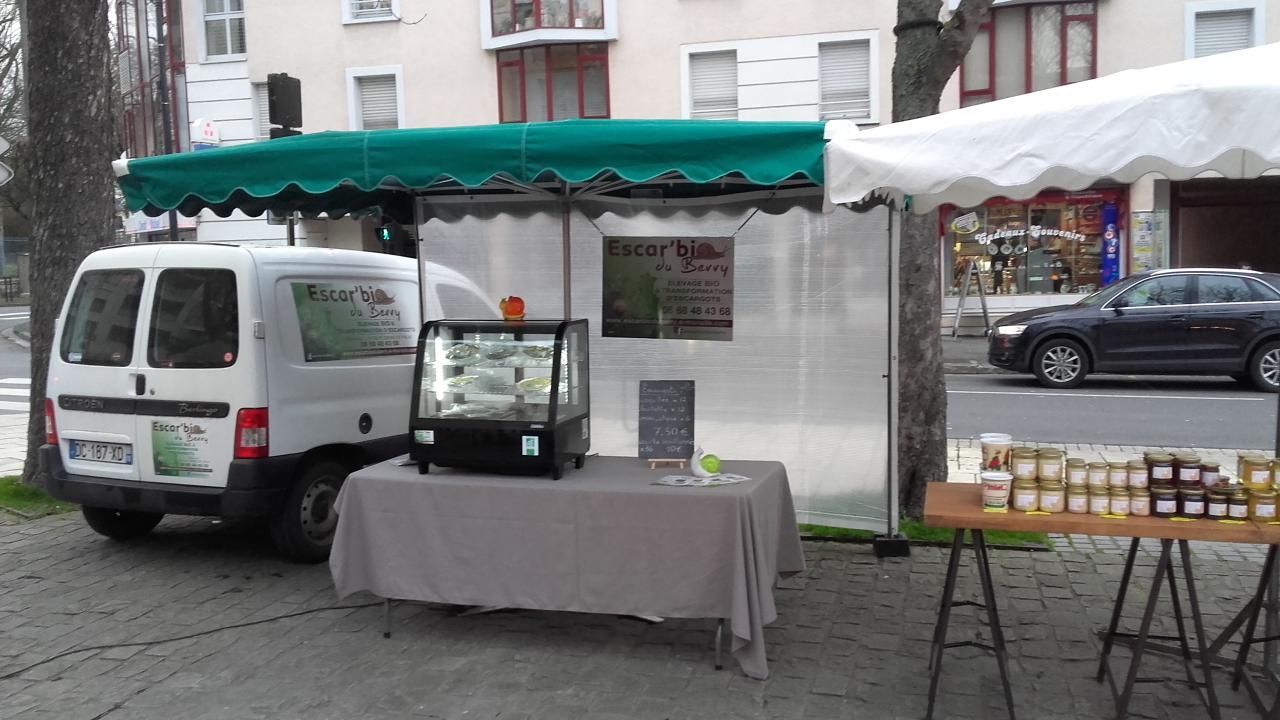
[601,237,734,341]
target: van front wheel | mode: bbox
[271,460,350,563]
[82,506,163,541]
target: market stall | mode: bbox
[114,118,901,534]
[823,44,1280,720]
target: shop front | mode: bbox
[940,187,1127,329]
[1170,177,1280,272]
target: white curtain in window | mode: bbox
[357,75,399,130]
[252,83,270,139]
[1195,10,1253,58]
[819,41,872,121]
[689,51,738,119]
[351,0,393,20]
[993,7,1026,99]
[582,59,608,117]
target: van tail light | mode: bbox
[234,408,269,459]
[45,399,58,445]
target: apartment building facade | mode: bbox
[122,0,1280,312]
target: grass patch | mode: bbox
[0,476,76,518]
[799,520,1052,550]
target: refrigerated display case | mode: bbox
[409,319,590,479]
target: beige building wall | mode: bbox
[237,0,898,130]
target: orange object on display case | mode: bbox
[499,296,526,320]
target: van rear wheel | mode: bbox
[81,506,163,541]
[271,459,350,563]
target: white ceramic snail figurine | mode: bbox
[690,446,722,478]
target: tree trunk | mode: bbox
[892,0,992,518]
[21,0,115,483]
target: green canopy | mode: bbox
[115,119,827,222]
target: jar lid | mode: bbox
[1180,487,1206,496]
[1176,454,1201,462]
[1233,489,1251,500]
[1067,486,1089,494]
[1013,478,1039,488]
[1147,454,1174,462]
[1207,489,1231,499]
[1127,460,1147,469]
[1066,458,1086,466]
[1012,448,1038,456]
[1201,462,1220,472]
[1129,488,1150,497]
[1108,461,1127,469]
[1039,480,1065,489]
[1152,486,1179,496]
[1245,457,1271,466]
[1255,488,1277,498]
[1037,448,1064,456]
[1087,461,1108,468]
[1109,488,1130,496]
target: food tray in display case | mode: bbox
[409,319,590,479]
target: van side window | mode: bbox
[148,269,239,369]
[60,270,145,367]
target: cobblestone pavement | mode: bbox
[1,512,1277,720]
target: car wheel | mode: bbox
[81,506,163,541]
[1249,341,1280,393]
[270,459,350,563]
[1032,338,1089,389]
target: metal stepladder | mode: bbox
[951,259,992,337]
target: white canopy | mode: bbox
[825,43,1280,213]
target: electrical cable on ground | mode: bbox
[0,601,382,682]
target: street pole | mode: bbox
[154,0,179,243]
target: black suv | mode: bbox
[988,269,1280,391]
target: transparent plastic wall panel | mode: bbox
[420,201,891,531]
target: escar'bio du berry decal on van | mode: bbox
[290,281,417,362]
[151,420,214,478]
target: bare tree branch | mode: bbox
[937,0,995,72]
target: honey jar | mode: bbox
[1066,458,1087,487]
[1130,488,1151,517]
[1012,478,1040,512]
[1108,461,1128,489]
[1037,450,1064,482]
[1089,492,1111,516]
[1126,460,1149,489]
[1109,488,1130,517]
[1177,455,1202,487]
[1012,450,1039,481]
[1250,488,1277,521]
[1067,486,1089,514]
[1245,457,1272,492]
[1087,462,1110,490]
[1039,481,1066,513]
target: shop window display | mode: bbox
[943,191,1124,297]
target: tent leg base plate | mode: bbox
[874,534,911,558]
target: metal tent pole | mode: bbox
[562,181,572,318]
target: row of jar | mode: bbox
[1011,452,1223,490]
[1010,479,1279,520]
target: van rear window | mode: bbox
[148,269,239,369]
[61,270,145,367]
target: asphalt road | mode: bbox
[947,371,1280,449]
[0,306,32,414]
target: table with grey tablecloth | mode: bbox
[329,455,806,679]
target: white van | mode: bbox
[39,244,436,562]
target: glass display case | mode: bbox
[409,319,590,479]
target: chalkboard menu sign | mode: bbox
[638,380,694,460]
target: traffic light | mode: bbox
[377,225,393,244]
[267,73,303,139]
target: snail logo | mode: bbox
[692,242,727,260]
[188,425,206,435]
[368,288,396,305]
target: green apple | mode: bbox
[700,453,721,475]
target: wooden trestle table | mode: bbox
[925,483,1280,720]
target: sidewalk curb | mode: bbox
[3,325,29,350]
